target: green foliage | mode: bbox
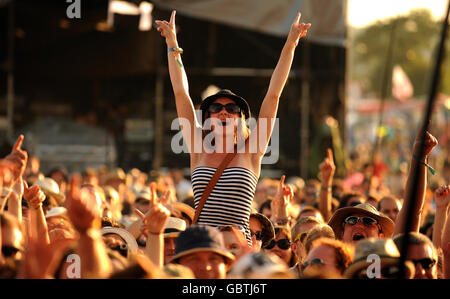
[351,9,450,98]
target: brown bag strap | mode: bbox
[193,152,237,224]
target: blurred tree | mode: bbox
[351,9,450,98]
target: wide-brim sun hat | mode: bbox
[344,238,415,279]
[328,203,395,239]
[101,226,139,254]
[35,177,65,203]
[227,251,295,279]
[164,217,187,238]
[171,202,195,224]
[45,207,68,218]
[170,225,235,265]
[200,89,251,121]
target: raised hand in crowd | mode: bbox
[286,12,311,47]
[19,232,73,279]
[271,175,294,227]
[319,148,335,222]
[0,135,27,211]
[4,135,27,183]
[23,180,49,244]
[433,185,450,250]
[142,182,171,268]
[394,128,438,235]
[66,174,112,278]
[441,186,450,278]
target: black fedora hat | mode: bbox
[200,89,251,121]
[170,225,235,264]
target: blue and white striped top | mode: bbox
[191,166,258,245]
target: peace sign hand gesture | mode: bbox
[139,183,171,235]
[287,12,311,46]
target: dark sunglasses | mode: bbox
[250,231,263,241]
[344,216,378,227]
[208,103,241,114]
[264,238,291,250]
[301,258,326,272]
[1,245,22,257]
[411,258,436,270]
[109,244,128,258]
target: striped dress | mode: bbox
[191,166,258,245]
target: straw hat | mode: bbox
[328,203,395,238]
[101,226,139,254]
[164,217,187,238]
[171,202,195,224]
[45,207,68,218]
[344,238,415,279]
[227,252,295,279]
[35,177,65,203]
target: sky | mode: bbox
[347,0,448,27]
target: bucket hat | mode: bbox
[170,225,234,264]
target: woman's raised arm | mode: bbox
[156,11,200,153]
[254,12,311,158]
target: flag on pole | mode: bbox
[392,65,413,102]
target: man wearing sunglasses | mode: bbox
[328,203,394,244]
[393,232,438,279]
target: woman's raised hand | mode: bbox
[287,12,311,46]
[155,10,177,46]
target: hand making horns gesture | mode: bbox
[287,12,311,46]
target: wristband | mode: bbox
[412,154,436,175]
[168,46,183,54]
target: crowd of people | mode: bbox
[0,114,449,280]
[0,10,449,280]
[0,126,448,279]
